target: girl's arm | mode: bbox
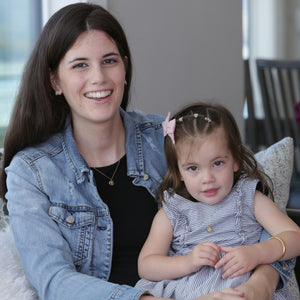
[215,190,300,278]
[253,190,300,261]
[138,208,220,281]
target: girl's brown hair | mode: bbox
[159,102,273,203]
[0,3,132,200]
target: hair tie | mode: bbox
[162,112,176,144]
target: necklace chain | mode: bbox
[92,159,121,186]
[199,203,219,232]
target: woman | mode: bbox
[0,3,292,300]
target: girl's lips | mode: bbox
[203,188,218,197]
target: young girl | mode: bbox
[135,102,300,299]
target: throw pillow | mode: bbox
[255,137,294,212]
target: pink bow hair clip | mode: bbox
[162,112,176,144]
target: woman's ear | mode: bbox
[49,70,62,95]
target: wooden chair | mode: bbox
[255,59,300,181]
[244,59,258,151]
[253,59,300,287]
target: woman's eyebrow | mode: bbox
[68,52,120,64]
[68,57,88,64]
[103,52,120,58]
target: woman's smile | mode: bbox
[85,89,113,102]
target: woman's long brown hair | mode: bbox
[0,3,132,201]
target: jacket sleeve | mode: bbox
[260,228,296,289]
[6,156,145,300]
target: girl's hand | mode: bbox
[215,245,259,278]
[187,241,221,273]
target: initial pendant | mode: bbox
[109,180,115,186]
[207,226,212,232]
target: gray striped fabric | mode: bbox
[136,177,291,299]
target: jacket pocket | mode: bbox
[49,204,97,269]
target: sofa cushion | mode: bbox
[255,137,294,212]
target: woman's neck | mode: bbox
[72,115,126,167]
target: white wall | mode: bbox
[44,0,244,138]
[108,0,244,136]
[42,0,107,24]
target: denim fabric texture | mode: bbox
[6,108,166,300]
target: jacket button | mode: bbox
[143,174,149,181]
[66,215,75,224]
[282,263,289,271]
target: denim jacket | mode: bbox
[6,108,293,300]
[6,109,166,300]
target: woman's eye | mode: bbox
[73,63,87,69]
[103,58,116,65]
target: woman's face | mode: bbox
[51,30,126,128]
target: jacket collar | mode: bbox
[62,110,144,184]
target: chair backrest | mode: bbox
[256,59,300,179]
[244,59,258,151]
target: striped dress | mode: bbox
[135,177,291,299]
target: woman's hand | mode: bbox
[193,288,245,299]
[186,241,221,273]
[233,264,278,300]
[139,288,244,300]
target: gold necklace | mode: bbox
[199,203,219,232]
[92,159,121,186]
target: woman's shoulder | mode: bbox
[121,108,165,124]
[12,131,64,165]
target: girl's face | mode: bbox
[51,30,126,128]
[177,127,239,205]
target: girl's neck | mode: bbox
[72,115,126,167]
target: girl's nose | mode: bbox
[201,169,215,184]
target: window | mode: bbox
[0,0,42,147]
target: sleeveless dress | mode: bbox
[135,177,292,299]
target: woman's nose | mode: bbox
[91,65,105,84]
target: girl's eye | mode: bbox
[188,166,198,172]
[213,161,223,167]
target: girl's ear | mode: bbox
[234,159,239,172]
[49,70,62,95]
[179,170,184,181]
